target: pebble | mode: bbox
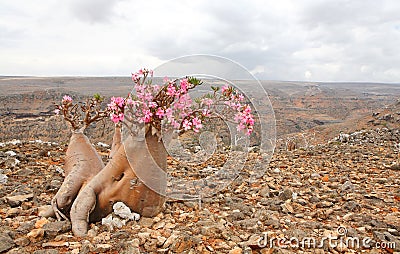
[139,217,154,228]
[5,193,33,207]
[27,228,45,241]
[42,241,69,248]
[279,188,293,201]
[316,201,334,208]
[0,233,15,252]
[137,232,151,245]
[229,247,243,254]
[14,237,30,247]
[92,243,112,252]
[6,207,22,217]
[32,249,59,254]
[0,127,399,253]
[42,220,71,237]
[272,168,281,173]
[388,228,399,236]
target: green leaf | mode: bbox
[188,76,203,86]
[211,86,220,92]
[93,93,104,102]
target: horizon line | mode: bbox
[0,75,399,85]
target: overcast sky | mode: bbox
[1,0,400,82]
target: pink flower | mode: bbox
[234,113,242,123]
[111,114,124,124]
[135,84,145,92]
[221,85,229,93]
[142,109,153,123]
[156,108,165,118]
[246,127,253,136]
[111,97,125,108]
[54,109,60,115]
[246,116,255,125]
[202,109,210,117]
[132,73,140,82]
[167,84,176,96]
[149,102,157,108]
[236,122,245,132]
[192,117,203,132]
[182,119,192,131]
[243,105,251,114]
[170,119,180,129]
[165,108,173,118]
[62,95,72,103]
[180,78,189,92]
[201,98,213,106]
[144,93,153,102]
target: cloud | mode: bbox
[0,0,399,82]
[68,0,124,24]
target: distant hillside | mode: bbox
[0,77,399,144]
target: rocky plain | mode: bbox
[0,77,399,253]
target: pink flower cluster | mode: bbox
[62,95,72,103]
[108,96,126,123]
[109,69,255,136]
[234,105,255,135]
[54,95,73,115]
[132,68,153,83]
[222,85,255,135]
[128,73,196,128]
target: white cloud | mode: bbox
[0,0,399,82]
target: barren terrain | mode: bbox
[0,77,399,253]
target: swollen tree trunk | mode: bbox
[41,131,105,220]
[70,131,167,237]
[109,123,122,159]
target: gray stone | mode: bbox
[32,249,59,254]
[43,220,71,237]
[340,181,355,192]
[279,188,293,201]
[264,219,280,229]
[309,196,320,203]
[112,230,131,240]
[139,217,154,228]
[316,201,334,208]
[231,210,245,220]
[388,228,400,236]
[14,237,30,247]
[5,193,33,207]
[343,201,361,212]
[0,233,15,252]
[0,174,7,184]
[259,186,271,197]
[390,164,400,170]
[6,207,22,217]
[92,244,112,253]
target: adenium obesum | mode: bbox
[56,69,255,135]
[55,94,108,131]
[108,68,255,135]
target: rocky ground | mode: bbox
[0,127,399,253]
